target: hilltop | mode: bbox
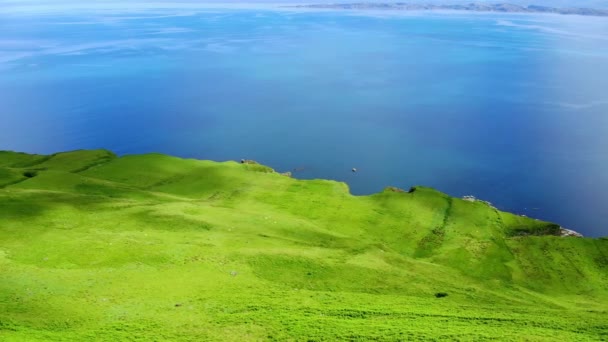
[0,149,606,340]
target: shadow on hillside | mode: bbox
[0,191,119,222]
[0,196,50,220]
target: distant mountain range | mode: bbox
[291,2,608,16]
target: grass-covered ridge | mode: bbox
[0,149,606,340]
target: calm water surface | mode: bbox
[1,5,607,236]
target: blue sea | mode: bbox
[1,3,607,236]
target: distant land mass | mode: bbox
[291,2,608,16]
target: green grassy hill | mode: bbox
[0,149,606,341]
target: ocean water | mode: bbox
[1,4,607,236]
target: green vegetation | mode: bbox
[0,149,606,341]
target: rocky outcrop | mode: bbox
[560,227,583,238]
[462,195,495,209]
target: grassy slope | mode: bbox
[0,150,606,341]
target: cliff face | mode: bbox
[1,149,607,340]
